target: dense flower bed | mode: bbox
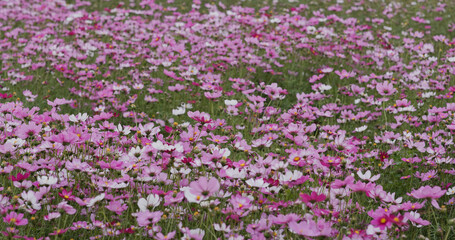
[0,0,455,239]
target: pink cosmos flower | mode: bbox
[288,218,332,237]
[320,156,341,168]
[57,201,77,215]
[156,231,176,240]
[164,191,184,206]
[98,160,124,170]
[185,177,220,202]
[376,81,397,96]
[187,111,211,123]
[48,132,78,146]
[47,98,73,107]
[414,170,437,182]
[331,175,355,189]
[335,69,356,79]
[409,186,447,209]
[3,212,28,226]
[348,181,375,193]
[404,211,430,227]
[44,212,61,221]
[15,122,42,139]
[230,194,252,212]
[180,226,205,240]
[49,228,68,236]
[269,213,300,225]
[105,200,128,215]
[134,211,163,227]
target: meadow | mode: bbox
[1,0,455,239]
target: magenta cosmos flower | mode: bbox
[300,191,327,204]
[409,185,447,209]
[3,212,28,226]
[368,208,392,230]
[376,81,397,96]
[185,177,220,202]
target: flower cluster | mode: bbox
[0,0,454,239]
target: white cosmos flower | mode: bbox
[225,168,247,179]
[357,170,380,182]
[21,190,41,210]
[354,125,367,132]
[181,103,193,109]
[37,175,58,185]
[152,141,175,151]
[246,178,269,188]
[69,113,89,123]
[224,100,238,106]
[172,103,193,116]
[279,170,303,182]
[115,124,131,135]
[0,195,9,207]
[447,187,455,195]
[318,84,332,92]
[172,106,186,116]
[366,225,382,235]
[138,194,161,212]
[213,222,231,232]
[6,138,26,147]
[109,182,129,189]
[187,66,199,75]
[87,193,105,207]
[384,192,402,204]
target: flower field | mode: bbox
[1,0,455,239]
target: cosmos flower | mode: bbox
[376,81,397,96]
[288,218,332,237]
[300,191,327,204]
[357,170,381,182]
[106,200,128,215]
[409,186,446,209]
[185,177,220,203]
[187,111,211,123]
[3,212,28,226]
[138,194,161,212]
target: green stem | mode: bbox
[430,206,438,227]
[444,227,452,240]
[382,101,387,127]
